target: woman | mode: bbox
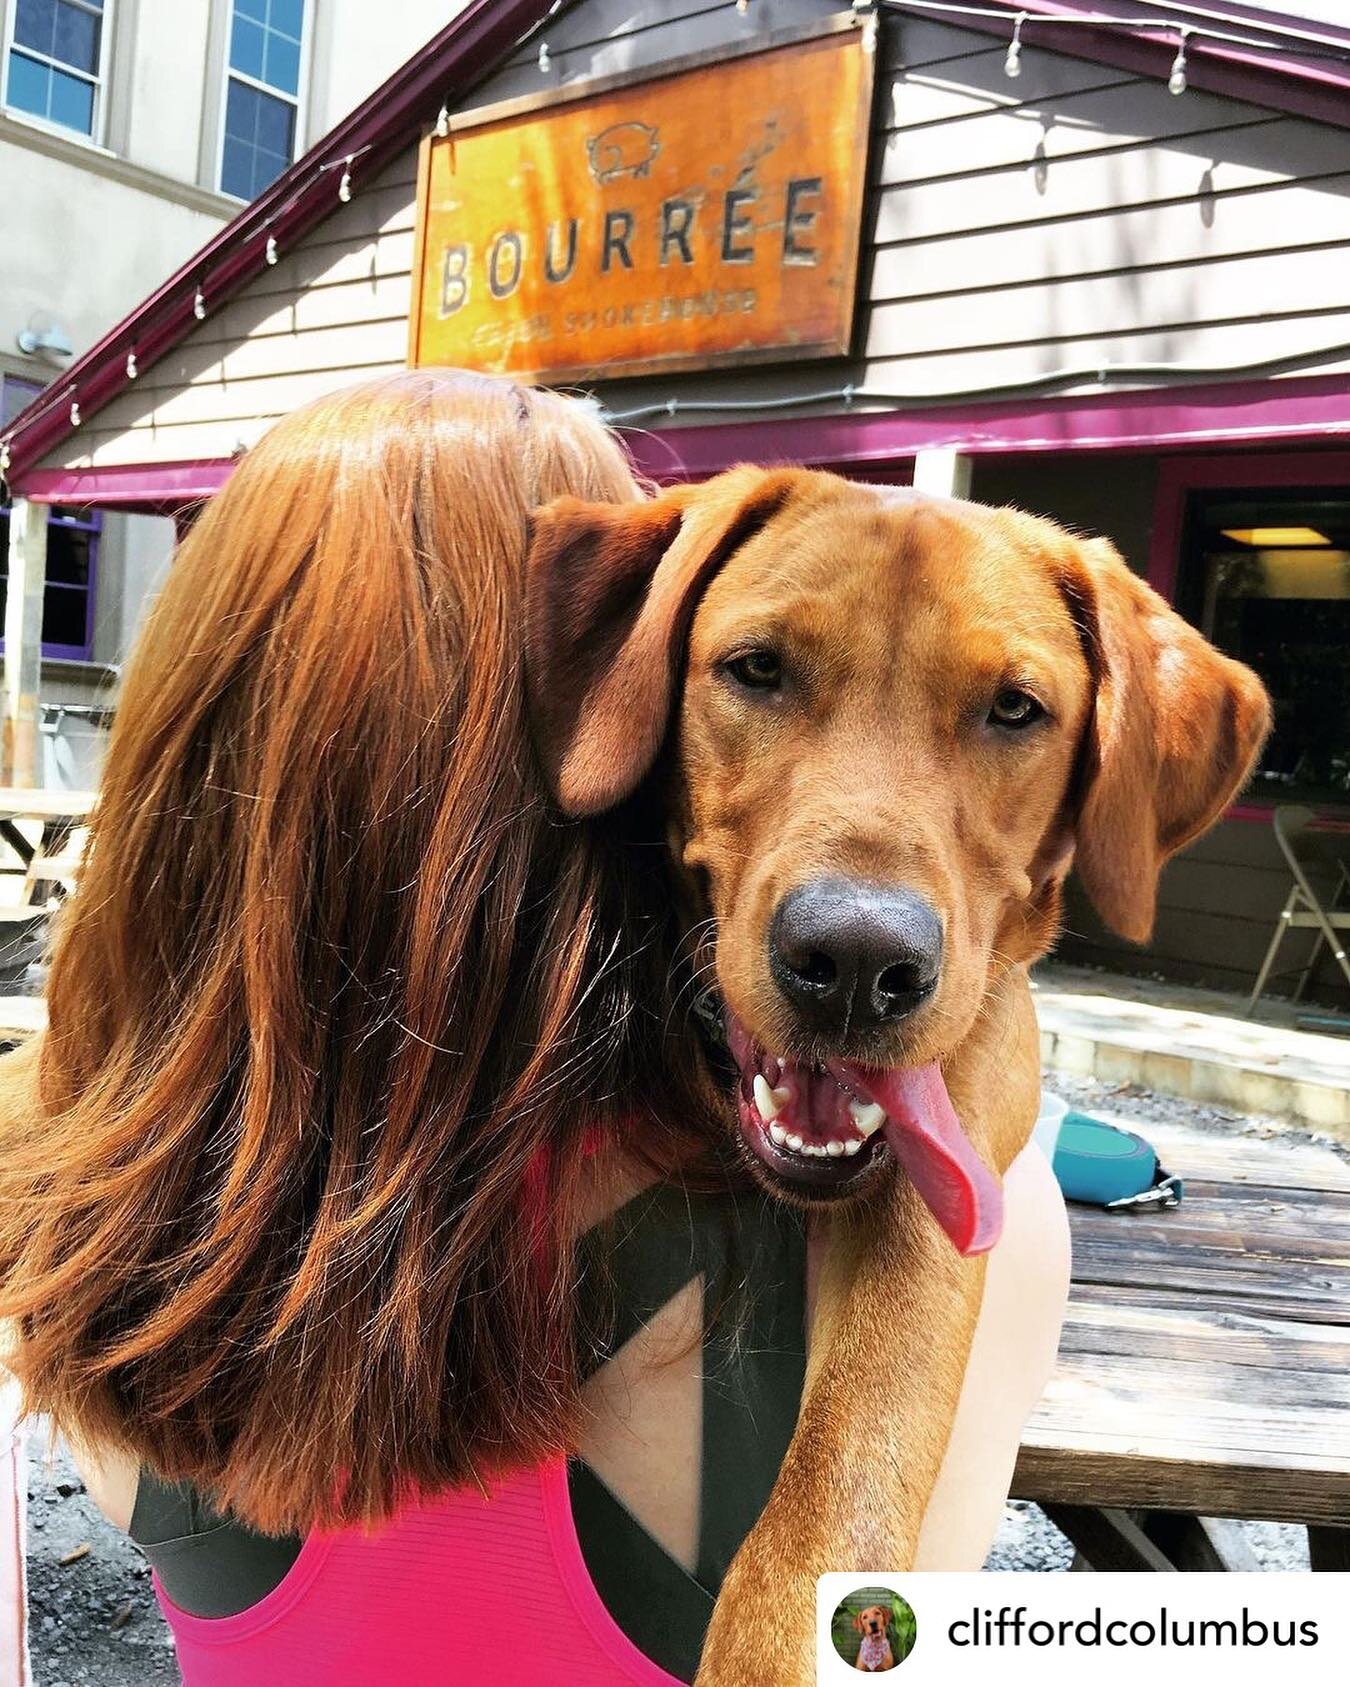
[0,371,1068,1684]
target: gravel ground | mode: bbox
[25,1072,1331,1682]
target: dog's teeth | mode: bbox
[785,1133,804,1153]
[768,1122,788,1146]
[753,1074,783,1124]
[826,1139,845,1157]
[848,1099,886,1137]
[843,1136,863,1155]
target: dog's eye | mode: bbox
[723,649,782,691]
[988,687,1044,729]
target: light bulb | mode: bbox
[70,399,81,427]
[434,103,449,139]
[126,350,137,379]
[538,42,550,73]
[1005,14,1026,78]
[194,286,206,320]
[339,159,352,202]
[1169,31,1189,95]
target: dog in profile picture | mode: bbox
[853,1604,895,1672]
[830,1587,916,1672]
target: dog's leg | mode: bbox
[695,974,1040,1686]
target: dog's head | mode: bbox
[854,1605,890,1637]
[526,468,1268,1247]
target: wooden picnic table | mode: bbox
[1013,1111,1350,1571]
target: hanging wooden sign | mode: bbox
[409,19,875,383]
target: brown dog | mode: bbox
[525,467,1269,1683]
[852,1604,895,1671]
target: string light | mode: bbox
[1169,27,1191,95]
[265,232,278,265]
[538,41,550,72]
[0,441,10,479]
[1004,10,1026,77]
[435,102,450,138]
[125,349,137,379]
[69,399,80,427]
[193,285,206,321]
[338,156,353,202]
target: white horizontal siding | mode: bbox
[36,6,1350,471]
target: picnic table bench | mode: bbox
[1013,1110,1350,1571]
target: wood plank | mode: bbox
[1016,1433,1350,1524]
[865,244,1350,360]
[1058,1296,1350,1373]
[871,118,1343,246]
[1079,1119,1350,1193]
[878,78,1268,189]
[870,172,1350,301]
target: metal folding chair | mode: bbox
[1247,805,1350,1015]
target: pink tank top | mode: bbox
[157,1458,685,1686]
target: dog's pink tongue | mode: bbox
[840,1062,1003,1256]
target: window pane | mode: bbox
[220,135,255,199]
[269,0,305,41]
[1,377,42,427]
[53,1,100,74]
[263,28,300,95]
[46,525,91,589]
[253,85,293,156]
[235,0,267,22]
[229,12,265,80]
[6,50,52,121]
[223,75,258,142]
[1188,490,1350,804]
[48,64,93,132]
[13,0,57,59]
[42,582,90,651]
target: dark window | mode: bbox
[1,377,99,661]
[1180,488,1350,807]
[220,0,304,201]
[5,0,105,137]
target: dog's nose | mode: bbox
[769,877,942,1038]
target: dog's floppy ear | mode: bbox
[852,1613,865,1634]
[525,465,795,816]
[1065,538,1270,943]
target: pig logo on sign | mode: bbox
[586,121,661,184]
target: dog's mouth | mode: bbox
[726,1012,1002,1255]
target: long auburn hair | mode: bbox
[0,369,722,1533]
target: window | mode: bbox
[1,376,100,661]
[3,0,108,138]
[1180,487,1350,807]
[220,0,305,201]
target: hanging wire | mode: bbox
[876,1,1350,66]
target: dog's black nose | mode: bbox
[769,877,942,1038]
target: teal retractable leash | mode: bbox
[1050,1112,1183,1211]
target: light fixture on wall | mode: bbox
[435,102,450,138]
[16,313,74,362]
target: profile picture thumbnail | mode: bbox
[830,1586,917,1672]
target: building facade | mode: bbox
[3,0,1348,1000]
[0,0,457,773]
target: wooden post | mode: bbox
[3,498,47,789]
[912,448,973,500]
